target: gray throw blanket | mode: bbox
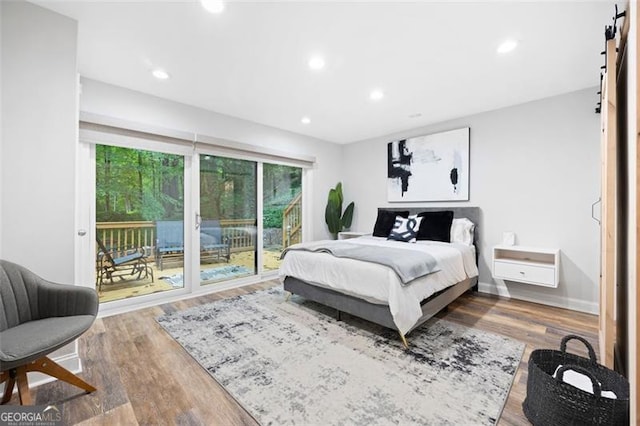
[281,240,440,284]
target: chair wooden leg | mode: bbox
[25,357,96,394]
[15,368,32,405]
[1,370,16,404]
[1,357,95,406]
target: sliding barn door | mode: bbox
[632,2,639,420]
[600,37,617,369]
[599,5,640,420]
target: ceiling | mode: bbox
[36,1,617,144]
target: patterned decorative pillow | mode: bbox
[387,215,423,243]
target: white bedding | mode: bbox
[279,236,478,335]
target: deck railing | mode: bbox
[219,219,256,253]
[282,192,302,248]
[96,219,258,260]
[96,221,156,257]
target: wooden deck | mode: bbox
[97,250,282,303]
[21,283,598,425]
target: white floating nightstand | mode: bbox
[338,232,369,240]
[492,245,560,288]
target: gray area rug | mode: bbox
[157,288,524,425]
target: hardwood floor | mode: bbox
[14,281,598,425]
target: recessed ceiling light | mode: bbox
[308,56,325,70]
[497,39,518,54]
[152,69,170,80]
[301,116,311,124]
[369,89,384,101]
[201,0,224,14]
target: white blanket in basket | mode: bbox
[552,365,617,399]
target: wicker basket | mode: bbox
[523,335,629,425]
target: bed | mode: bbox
[280,207,480,347]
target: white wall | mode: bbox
[80,78,343,241]
[0,1,3,260]
[1,1,78,282]
[343,88,600,313]
[1,0,81,383]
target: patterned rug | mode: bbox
[160,265,251,287]
[157,288,524,425]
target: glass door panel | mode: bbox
[263,164,302,271]
[95,145,184,303]
[199,155,257,284]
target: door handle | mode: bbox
[591,198,601,225]
[195,213,202,230]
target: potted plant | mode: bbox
[325,182,355,239]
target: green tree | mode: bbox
[96,145,184,222]
[200,156,257,220]
[262,164,302,228]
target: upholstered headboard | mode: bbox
[377,206,481,251]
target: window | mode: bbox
[263,164,302,271]
[95,145,185,303]
[81,118,312,310]
[199,155,257,285]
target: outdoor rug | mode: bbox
[161,265,251,287]
[157,287,525,425]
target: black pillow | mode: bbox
[372,210,409,237]
[417,211,454,242]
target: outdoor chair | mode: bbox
[96,238,153,291]
[155,220,231,270]
[0,260,98,405]
[155,220,185,270]
[200,219,231,263]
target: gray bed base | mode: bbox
[283,275,476,333]
[283,206,481,346]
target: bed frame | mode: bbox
[283,206,481,348]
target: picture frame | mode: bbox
[387,127,470,202]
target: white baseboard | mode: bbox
[0,351,82,395]
[477,281,598,315]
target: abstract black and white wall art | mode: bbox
[387,127,470,202]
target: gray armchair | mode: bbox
[0,260,98,405]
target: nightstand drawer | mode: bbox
[493,261,555,287]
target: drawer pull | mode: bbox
[519,271,525,274]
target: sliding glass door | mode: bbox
[88,138,306,307]
[262,164,302,271]
[199,155,257,285]
[95,144,185,303]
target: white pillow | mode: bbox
[450,218,475,245]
